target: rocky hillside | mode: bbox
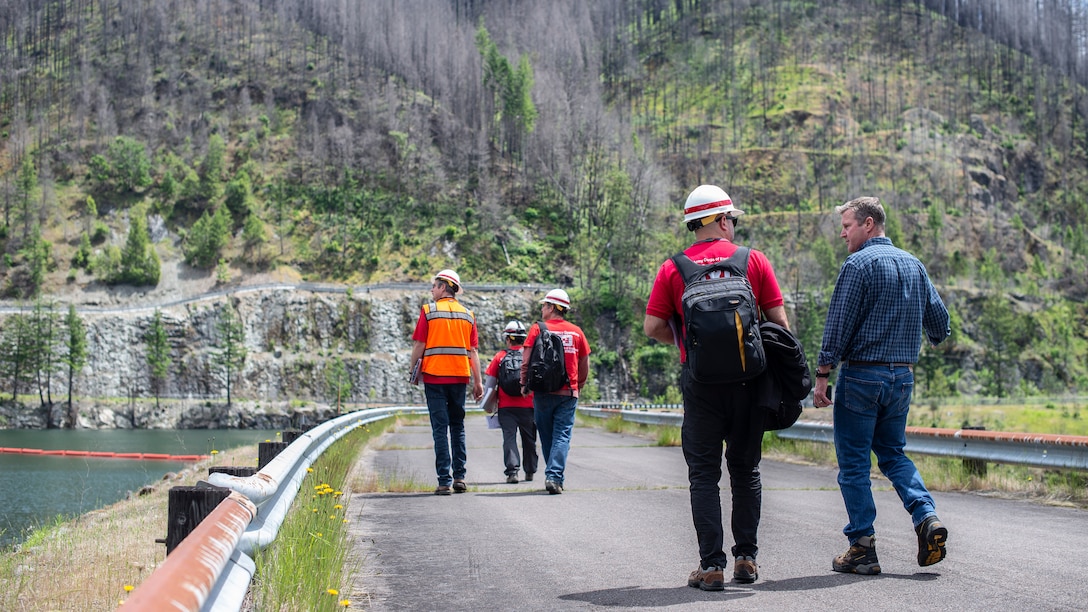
[1,285,577,429]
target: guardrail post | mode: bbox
[209,465,258,477]
[282,429,303,444]
[258,441,289,469]
[961,426,988,476]
[157,485,232,554]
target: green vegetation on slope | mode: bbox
[1,0,1086,403]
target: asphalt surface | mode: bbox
[346,414,1088,611]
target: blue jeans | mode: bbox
[833,364,936,543]
[424,383,467,487]
[533,393,578,485]
[680,367,763,568]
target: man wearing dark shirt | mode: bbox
[813,197,951,575]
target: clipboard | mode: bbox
[409,359,422,385]
[479,385,498,414]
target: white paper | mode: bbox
[485,412,501,429]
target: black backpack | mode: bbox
[671,247,766,384]
[526,321,570,393]
[497,349,524,396]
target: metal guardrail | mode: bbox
[119,405,428,612]
[579,405,1088,470]
[778,421,1088,470]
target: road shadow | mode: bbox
[560,585,756,607]
[561,572,940,607]
[753,571,940,592]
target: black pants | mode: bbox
[498,407,538,477]
[680,367,764,569]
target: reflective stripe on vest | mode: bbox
[421,300,474,377]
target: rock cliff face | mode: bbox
[1,287,552,429]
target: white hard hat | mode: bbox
[503,320,527,338]
[433,269,461,292]
[683,184,744,223]
[540,289,571,309]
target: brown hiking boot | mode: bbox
[434,485,452,496]
[452,479,467,493]
[733,556,758,583]
[832,535,881,575]
[916,515,948,567]
[687,566,725,591]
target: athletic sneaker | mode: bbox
[687,566,725,591]
[916,515,949,567]
[545,480,563,494]
[832,535,881,575]
[506,474,519,484]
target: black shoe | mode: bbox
[733,556,758,583]
[545,480,563,494]
[832,535,881,575]
[524,472,534,481]
[916,515,948,567]
[687,566,725,591]
[506,474,519,484]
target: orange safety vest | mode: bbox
[421,299,475,377]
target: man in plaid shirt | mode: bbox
[813,196,951,576]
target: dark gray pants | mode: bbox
[498,408,538,477]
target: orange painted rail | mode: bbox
[0,447,208,461]
[119,491,257,612]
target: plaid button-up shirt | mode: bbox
[818,237,950,367]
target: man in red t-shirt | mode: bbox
[484,320,538,484]
[518,289,591,495]
[644,185,789,589]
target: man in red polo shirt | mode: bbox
[644,185,789,589]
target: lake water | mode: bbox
[0,429,279,549]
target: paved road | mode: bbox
[346,415,1088,611]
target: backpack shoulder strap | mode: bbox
[537,320,549,334]
[671,246,752,284]
[723,246,751,278]
[670,253,702,286]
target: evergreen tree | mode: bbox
[20,227,54,298]
[214,304,247,408]
[30,299,62,413]
[119,207,160,286]
[0,313,36,402]
[145,309,172,410]
[199,133,226,202]
[242,213,268,264]
[324,356,352,414]
[63,304,87,427]
[224,170,255,225]
[183,206,231,268]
